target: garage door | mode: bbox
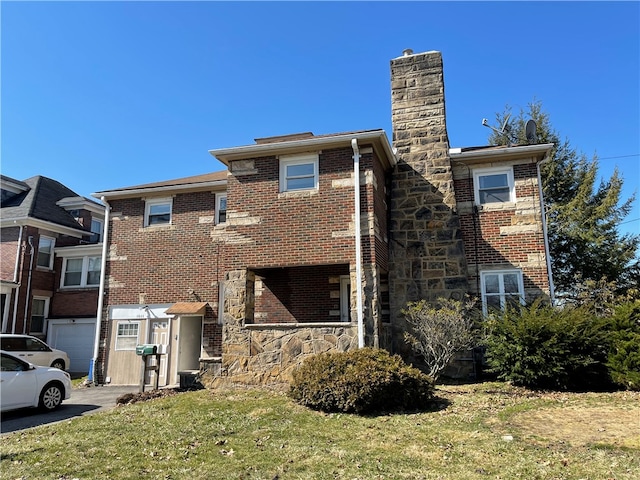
[48,320,96,374]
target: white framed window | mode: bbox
[279,153,318,192]
[480,270,525,315]
[90,218,103,242]
[61,256,101,288]
[115,321,140,350]
[30,297,50,334]
[216,194,227,224]
[340,275,351,322]
[37,236,55,269]
[473,167,515,205]
[144,198,172,226]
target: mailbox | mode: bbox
[135,344,158,356]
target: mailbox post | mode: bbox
[135,344,161,393]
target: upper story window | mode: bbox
[480,270,525,315]
[90,218,103,242]
[144,198,172,227]
[37,236,55,269]
[30,297,50,334]
[61,256,101,288]
[473,167,515,205]
[216,194,227,224]
[279,153,319,192]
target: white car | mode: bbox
[0,334,70,371]
[0,351,71,412]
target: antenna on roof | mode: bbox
[525,119,538,143]
[481,113,513,146]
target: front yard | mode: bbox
[1,382,638,479]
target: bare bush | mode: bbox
[403,297,479,380]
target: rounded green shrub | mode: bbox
[484,301,613,391]
[289,347,435,414]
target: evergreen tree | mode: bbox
[488,101,639,298]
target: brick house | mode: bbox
[0,175,105,373]
[93,50,553,386]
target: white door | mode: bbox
[49,320,96,374]
[177,316,202,372]
[146,320,169,386]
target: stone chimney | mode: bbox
[388,50,469,324]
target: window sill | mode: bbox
[139,224,175,232]
[278,189,319,199]
[475,202,516,212]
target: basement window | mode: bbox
[480,270,524,315]
[473,167,515,205]
[279,154,318,192]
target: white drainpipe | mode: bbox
[21,236,35,334]
[351,139,365,348]
[537,156,556,304]
[89,196,111,383]
[7,224,24,333]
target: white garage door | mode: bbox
[48,319,96,374]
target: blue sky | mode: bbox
[2,1,638,236]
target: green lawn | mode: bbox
[1,382,638,479]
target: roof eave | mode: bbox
[449,143,554,162]
[209,130,397,168]
[92,179,228,200]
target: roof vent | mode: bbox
[402,48,414,56]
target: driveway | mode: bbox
[1,384,138,434]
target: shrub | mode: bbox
[289,348,435,414]
[607,300,640,390]
[402,297,480,380]
[484,301,613,391]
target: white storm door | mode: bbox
[146,320,169,386]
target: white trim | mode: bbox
[473,166,515,205]
[144,197,173,227]
[0,217,89,237]
[93,179,227,200]
[339,275,351,322]
[218,282,225,325]
[215,193,227,224]
[480,269,525,315]
[279,153,319,192]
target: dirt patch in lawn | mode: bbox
[509,405,640,448]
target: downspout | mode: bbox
[89,196,111,384]
[7,225,24,333]
[537,156,556,304]
[20,236,35,334]
[351,139,365,348]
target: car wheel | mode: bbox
[51,359,65,370]
[39,382,64,411]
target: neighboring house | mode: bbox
[0,175,105,374]
[93,49,553,387]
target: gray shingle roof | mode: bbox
[1,176,93,231]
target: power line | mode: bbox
[619,217,639,226]
[598,154,640,160]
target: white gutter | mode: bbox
[94,179,227,201]
[537,155,556,304]
[89,196,111,384]
[351,139,365,348]
[449,143,555,161]
[211,130,396,168]
[20,236,35,334]
[13,224,24,283]
[8,225,24,333]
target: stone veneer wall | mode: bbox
[212,269,359,389]
[388,50,469,356]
